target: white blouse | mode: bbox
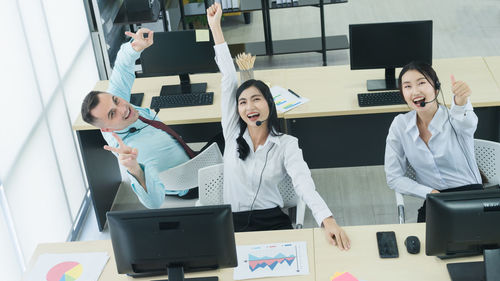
[384,100,481,199]
[214,42,332,226]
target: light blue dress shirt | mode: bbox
[101,42,190,209]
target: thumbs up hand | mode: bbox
[451,74,471,106]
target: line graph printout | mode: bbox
[233,241,309,280]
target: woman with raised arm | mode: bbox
[207,3,350,250]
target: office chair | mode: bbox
[158,143,223,191]
[197,163,306,229]
[394,139,500,223]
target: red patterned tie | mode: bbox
[138,116,196,159]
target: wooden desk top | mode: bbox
[283,56,500,119]
[73,56,500,130]
[25,228,315,281]
[313,223,482,281]
[73,74,225,131]
[484,56,500,89]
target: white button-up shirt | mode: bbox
[214,42,333,226]
[384,100,481,199]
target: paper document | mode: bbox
[232,0,240,9]
[233,241,309,280]
[270,86,309,113]
[25,252,109,281]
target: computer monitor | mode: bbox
[107,205,237,281]
[426,189,500,281]
[349,20,433,91]
[140,30,218,95]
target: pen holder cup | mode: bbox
[239,69,254,83]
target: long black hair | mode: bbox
[235,79,283,160]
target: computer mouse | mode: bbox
[404,236,420,254]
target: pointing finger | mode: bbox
[111,132,126,147]
[450,74,456,85]
[103,145,119,153]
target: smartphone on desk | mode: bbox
[376,231,399,258]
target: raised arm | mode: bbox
[448,75,478,136]
[107,28,154,101]
[207,3,240,138]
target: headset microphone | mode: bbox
[256,119,267,126]
[420,96,437,107]
[115,107,160,138]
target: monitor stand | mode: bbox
[366,67,399,91]
[446,248,500,281]
[155,266,217,281]
[160,74,207,96]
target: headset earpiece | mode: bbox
[435,80,441,91]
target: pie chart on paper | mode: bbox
[46,261,83,281]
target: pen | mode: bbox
[288,89,301,98]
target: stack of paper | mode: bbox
[25,252,109,281]
[270,86,309,113]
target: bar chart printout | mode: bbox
[233,241,309,280]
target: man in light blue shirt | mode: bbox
[80,28,194,209]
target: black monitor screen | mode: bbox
[426,189,500,281]
[140,30,218,77]
[349,20,432,70]
[140,30,218,95]
[349,20,432,91]
[107,205,237,280]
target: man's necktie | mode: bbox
[138,115,196,159]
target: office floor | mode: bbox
[78,0,499,240]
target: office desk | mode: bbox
[74,56,500,230]
[485,56,500,89]
[26,229,315,281]
[313,223,482,281]
[281,57,500,168]
[26,224,482,280]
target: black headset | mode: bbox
[115,108,160,140]
[419,80,440,107]
[240,143,275,231]
[431,78,479,183]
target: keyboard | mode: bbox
[150,92,214,109]
[357,91,405,107]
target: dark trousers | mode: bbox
[417,184,483,222]
[233,206,293,232]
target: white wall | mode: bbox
[0,0,99,279]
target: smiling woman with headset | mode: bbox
[384,61,483,222]
[206,3,350,250]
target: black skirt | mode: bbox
[233,206,293,232]
[417,184,483,222]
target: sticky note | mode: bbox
[195,30,210,42]
[331,272,346,279]
[331,272,359,281]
